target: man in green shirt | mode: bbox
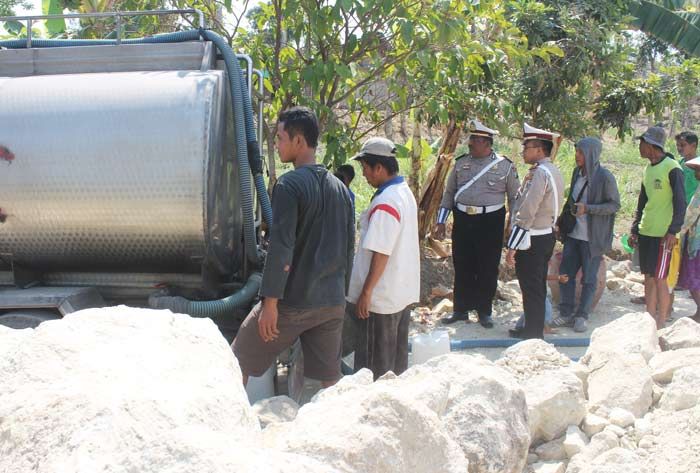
[630,126,686,328]
[675,131,699,205]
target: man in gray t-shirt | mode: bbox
[233,107,354,388]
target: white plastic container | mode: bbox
[246,364,275,404]
[412,329,451,365]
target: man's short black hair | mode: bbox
[675,131,698,146]
[356,154,399,175]
[532,139,553,156]
[334,164,355,184]
[277,106,319,148]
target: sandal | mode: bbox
[550,317,574,328]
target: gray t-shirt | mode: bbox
[260,164,355,309]
[568,174,589,241]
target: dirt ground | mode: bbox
[412,239,697,362]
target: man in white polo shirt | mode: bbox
[345,137,420,380]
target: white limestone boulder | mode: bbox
[413,354,530,473]
[498,340,585,444]
[610,261,631,279]
[253,396,300,428]
[0,306,266,473]
[584,448,651,473]
[581,413,608,438]
[563,425,588,458]
[631,416,653,441]
[658,317,700,351]
[564,430,619,473]
[528,461,566,473]
[658,365,700,411]
[582,312,659,367]
[569,362,590,393]
[497,280,521,303]
[603,425,625,438]
[382,363,451,415]
[0,325,32,357]
[534,437,567,462]
[648,347,700,383]
[586,353,653,418]
[642,404,700,473]
[524,369,587,444]
[310,368,374,403]
[497,339,571,376]
[607,408,635,428]
[606,278,624,291]
[262,381,468,473]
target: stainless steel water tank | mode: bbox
[0,70,241,275]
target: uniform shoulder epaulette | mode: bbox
[455,153,468,161]
[493,152,512,163]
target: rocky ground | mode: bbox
[2,289,700,472]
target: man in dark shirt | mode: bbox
[629,126,686,328]
[233,106,355,388]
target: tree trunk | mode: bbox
[266,123,277,194]
[409,115,422,199]
[400,112,408,141]
[384,106,394,141]
[417,120,462,239]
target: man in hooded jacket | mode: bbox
[552,137,620,332]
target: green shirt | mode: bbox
[679,156,699,206]
[640,157,682,237]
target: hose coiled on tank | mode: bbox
[237,70,273,227]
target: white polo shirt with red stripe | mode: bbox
[347,177,420,314]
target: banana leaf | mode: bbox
[630,0,700,57]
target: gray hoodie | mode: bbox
[566,137,620,258]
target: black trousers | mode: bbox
[515,233,555,339]
[452,206,506,316]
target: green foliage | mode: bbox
[238,0,555,167]
[42,0,66,36]
[506,0,633,138]
[630,0,700,57]
[0,0,30,38]
[594,57,700,137]
[0,0,29,16]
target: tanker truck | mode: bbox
[0,10,271,342]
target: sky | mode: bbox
[14,0,254,29]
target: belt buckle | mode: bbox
[466,206,478,215]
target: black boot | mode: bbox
[478,314,494,329]
[441,312,470,325]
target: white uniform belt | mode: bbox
[456,203,504,215]
[529,227,553,236]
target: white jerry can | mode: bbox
[412,329,451,365]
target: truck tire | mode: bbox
[0,310,61,329]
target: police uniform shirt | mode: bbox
[440,151,520,211]
[507,158,564,249]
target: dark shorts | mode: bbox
[638,234,672,279]
[232,302,344,381]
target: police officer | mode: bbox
[436,119,519,328]
[506,123,564,339]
